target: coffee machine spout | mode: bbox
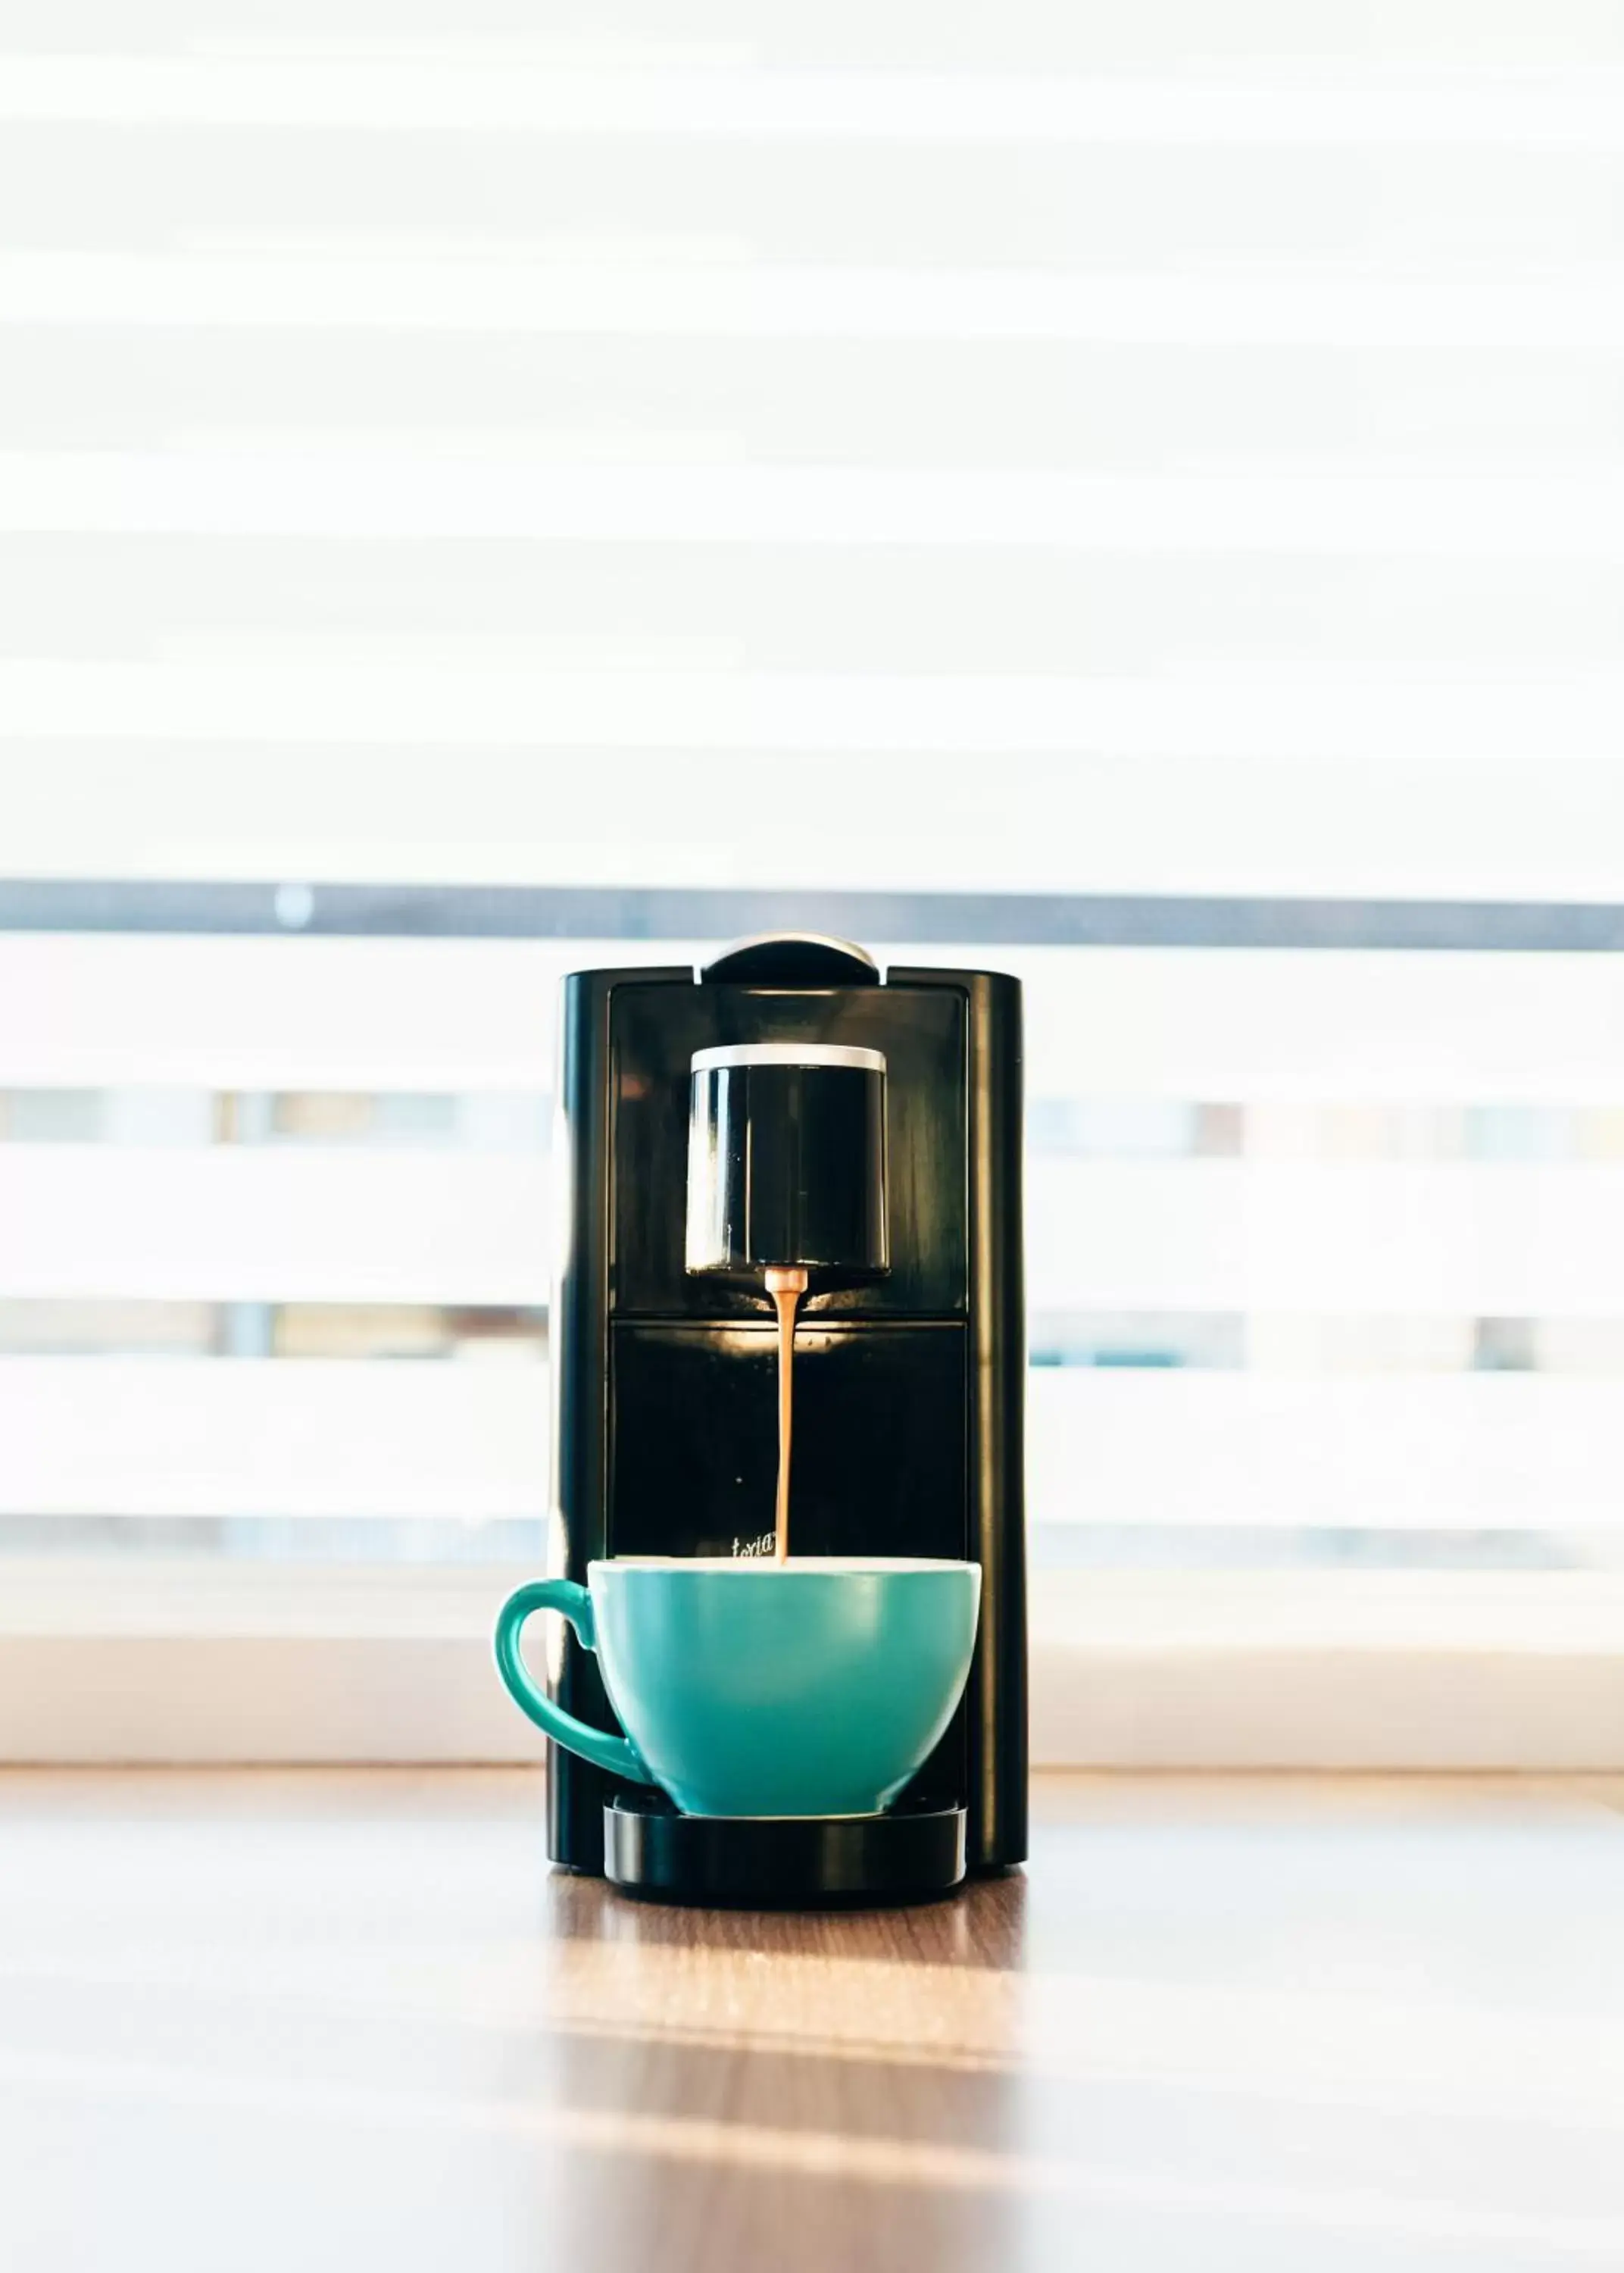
[685,1042,889,1288]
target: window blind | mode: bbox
[1,0,1619,1579]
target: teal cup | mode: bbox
[493,1557,981,1820]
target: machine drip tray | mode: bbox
[602,1793,967,1906]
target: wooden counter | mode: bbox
[2,1769,1621,2270]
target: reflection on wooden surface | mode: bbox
[1,1770,1622,2271]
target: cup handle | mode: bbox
[492,1579,652,1784]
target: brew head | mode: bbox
[684,1043,889,1287]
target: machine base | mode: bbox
[602,1793,967,1906]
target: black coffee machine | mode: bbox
[547,931,1026,1902]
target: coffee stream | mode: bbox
[763,1266,808,1561]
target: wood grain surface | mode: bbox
[2,1769,1622,2271]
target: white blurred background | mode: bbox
[1,0,1621,1621]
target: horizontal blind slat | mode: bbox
[4,336,1610,465]
[0,1355,546,1518]
[9,134,1618,271]
[7,457,1619,552]
[10,0,1620,67]
[0,1150,548,1302]
[5,59,1622,146]
[6,666,1623,764]
[1030,1369,1624,1532]
[5,254,1623,347]
[1018,949,1624,1105]
[8,546,1620,674]
[0,936,570,1086]
[10,749,1617,900]
[1026,1160,1624,1315]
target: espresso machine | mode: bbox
[547,931,1026,1901]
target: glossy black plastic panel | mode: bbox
[604,1794,966,1904]
[610,1321,966,1564]
[701,933,879,986]
[686,1059,888,1284]
[895,966,1029,1874]
[614,981,964,1318]
[547,968,685,1874]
